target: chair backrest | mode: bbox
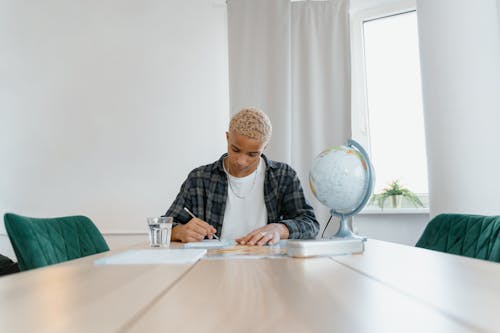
[0,253,19,276]
[416,213,500,262]
[4,213,109,271]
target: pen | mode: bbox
[183,207,219,240]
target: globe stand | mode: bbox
[330,213,367,241]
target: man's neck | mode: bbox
[224,157,259,178]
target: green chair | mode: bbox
[416,213,500,262]
[4,213,109,271]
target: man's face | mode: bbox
[225,130,266,177]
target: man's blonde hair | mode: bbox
[229,107,272,144]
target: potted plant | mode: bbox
[371,180,424,209]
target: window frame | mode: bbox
[350,0,429,211]
[350,0,417,150]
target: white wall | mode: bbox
[353,212,429,245]
[349,0,413,12]
[0,0,229,258]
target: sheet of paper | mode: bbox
[183,240,234,249]
[94,249,207,265]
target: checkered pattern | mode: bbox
[165,154,319,239]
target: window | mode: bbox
[351,4,428,209]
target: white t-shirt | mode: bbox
[221,157,267,240]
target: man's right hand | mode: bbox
[171,218,217,243]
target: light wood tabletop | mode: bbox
[332,239,500,333]
[0,240,498,333]
[125,256,469,333]
[0,246,195,333]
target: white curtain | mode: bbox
[227,0,351,231]
[498,0,500,39]
[417,0,500,217]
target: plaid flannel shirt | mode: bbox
[165,154,319,239]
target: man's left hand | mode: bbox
[235,223,289,246]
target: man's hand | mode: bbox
[235,223,289,246]
[171,218,217,243]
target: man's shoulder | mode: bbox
[187,156,224,179]
[264,156,296,176]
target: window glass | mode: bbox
[363,11,428,203]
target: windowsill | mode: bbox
[359,207,429,215]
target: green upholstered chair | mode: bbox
[4,213,109,271]
[416,213,500,262]
[0,253,19,276]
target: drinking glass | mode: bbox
[147,216,173,247]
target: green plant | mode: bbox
[371,180,424,209]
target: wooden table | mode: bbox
[0,240,498,333]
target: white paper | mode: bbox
[94,249,207,265]
[183,240,234,249]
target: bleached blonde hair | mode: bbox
[229,107,272,145]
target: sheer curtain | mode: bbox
[227,0,351,231]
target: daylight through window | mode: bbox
[362,11,428,207]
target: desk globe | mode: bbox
[309,140,374,239]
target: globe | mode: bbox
[309,140,374,238]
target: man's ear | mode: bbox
[225,131,229,142]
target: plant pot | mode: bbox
[391,195,403,208]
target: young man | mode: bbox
[166,108,318,245]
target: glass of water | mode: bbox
[147,216,173,247]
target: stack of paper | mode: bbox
[94,249,207,265]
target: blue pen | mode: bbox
[183,207,219,240]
